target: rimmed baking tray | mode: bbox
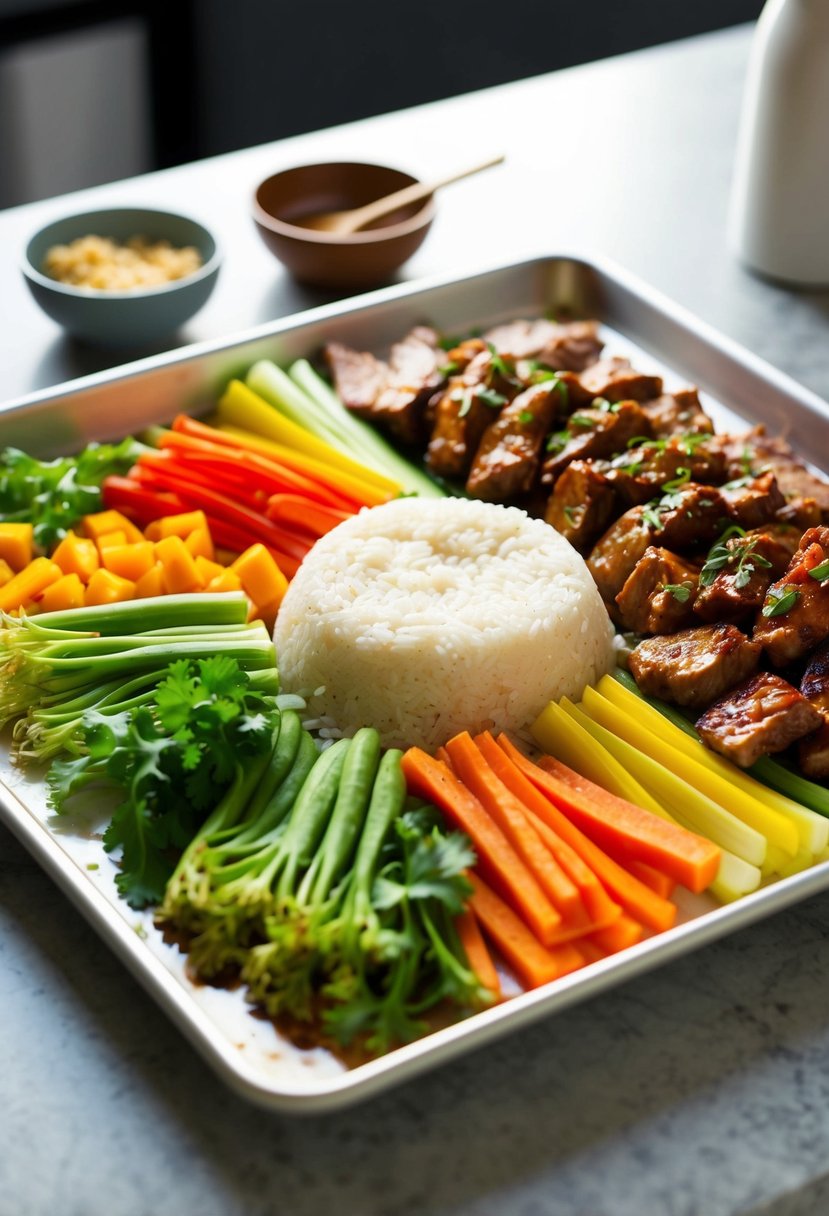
[3,252,829,1114]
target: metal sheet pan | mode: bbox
[3,252,829,1114]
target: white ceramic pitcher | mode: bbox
[729,0,829,285]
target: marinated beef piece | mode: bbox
[577,357,663,404]
[746,433,829,520]
[628,623,762,708]
[587,506,653,609]
[605,436,727,505]
[798,642,829,777]
[442,337,487,372]
[722,470,786,529]
[370,326,445,445]
[325,341,388,414]
[800,724,829,778]
[544,460,618,552]
[541,399,652,482]
[466,382,560,501]
[640,388,714,438]
[426,349,511,480]
[696,673,823,768]
[482,318,603,371]
[777,496,823,530]
[753,526,829,665]
[648,484,729,550]
[615,547,699,634]
[694,527,797,623]
[534,320,605,373]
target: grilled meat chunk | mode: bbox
[722,470,786,530]
[542,399,651,482]
[801,640,829,712]
[482,318,604,371]
[325,328,445,445]
[325,341,388,414]
[640,388,714,438]
[747,433,829,520]
[615,547,699,634]
[628,623,762,708]
[426,349,513,480]
[696,673,822,768]
[544,460,618,552]
[466,382,560,501]
[442,337,487,372]
[777,497,823,530]
[694,526,797,623]
[647,484,729,551]
[799,724,829,778]
[605,436,727,506]
[587,506,653,609]
[753,526,829,665]
[577,357,663,404]
[798,642,829,777]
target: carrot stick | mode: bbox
[445,732,584,921]
[496,736,677,933]
[614,857,676,900]
[537,754,720,894]
[456,906,501,1000]
[400,748,563,946]
[468,874,585,989]
[435,746,454,770]
[475,732,622,926]
[587,913,645,955]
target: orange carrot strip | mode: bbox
[468,874,585,989]
[587,913,645,955]
[456,906,501,1000]
[537,754,720,894]
[475,732,622,927]
[435,746,453,770]
[496,736,677,933]
[400,748,562,946]
[446,732,584,921]
[616,857,676,900]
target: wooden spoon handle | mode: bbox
[343,153,506,234]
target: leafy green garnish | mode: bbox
[661,467,691,492]
[477,387,508,409]
[518,410,534,424]
[0,438,141,550]
[563,505,579,526]
[48,656,278,907]
[661,582,693,604]
[762,586,800,618]
[699,525,772,589]
[809,559,829,582]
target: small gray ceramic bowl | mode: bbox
[22,207,221,347]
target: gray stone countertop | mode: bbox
[3,22,829,1216]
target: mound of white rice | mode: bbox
[274,497,614,750]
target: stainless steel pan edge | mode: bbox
[4,250,829,1112]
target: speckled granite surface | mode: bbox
[4,24,829,1216]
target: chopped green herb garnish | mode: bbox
[661,467,691,492]
[438,361,459,377]
[762,586,800,617]
[477,387,508,409]
[570,412,596,430]
[563,505,579,525]
[545,430,570,454]
[518,410,534,424]
[642,504,665,531]
[809,559,829,582]
[661,582,693,604]
[677,432,711,456]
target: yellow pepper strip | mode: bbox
[586,682,799,856]
[601,674,828,856]
[531,700,672,820]
[214,381,400,497]
[560,696,767,867]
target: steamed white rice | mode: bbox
[274,497,614,750]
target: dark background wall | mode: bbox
[0,0,765,206]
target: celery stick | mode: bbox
[288,359,445,498]
[707,848,761,902]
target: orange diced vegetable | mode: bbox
[51,531,99,582]
[0,558,62,612]
[194,555,225,583]
[134,564,165,599]
[0,522,33,571]
[184,526,215,561]
[37,572,85,613]
[145,509,209,542]
[230,543,288,608]
[205,569,243,594]
[83,509,144,544]
[84,568,136,605]
[154,534,203,593]
[101,541,156,582]
[0,558,15,587]
[96,530,128,552]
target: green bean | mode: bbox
[276,737,350,899]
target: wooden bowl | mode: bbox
[252,162,435,290]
